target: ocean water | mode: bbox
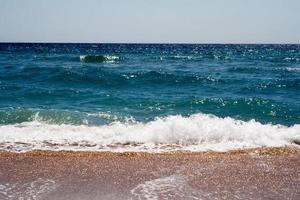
[0,43,299,152]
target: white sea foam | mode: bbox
[79,55,86,61]
[79,54,119,63]
[131,174,200,200]
[0,113,299,152]
[0,178,56,200]
[286,67,300,72]
[283,57,300,62]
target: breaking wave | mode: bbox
[0,113,299,152]
[79,54,119,63]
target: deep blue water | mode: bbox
[0,43,299,126]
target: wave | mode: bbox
[0,108,132,125]
[228,66,261,74]
[25,69,221,87]
[0,97,298,126]
[0,113,299,152]
[286,67,300,72]
[79,54,119,63]
[282,57,300,62]
[228,66,300,74]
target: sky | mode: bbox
[0,0,299,43]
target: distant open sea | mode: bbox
[0,43,299,152]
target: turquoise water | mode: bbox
[0,43,299,126]
[0,43,299,152]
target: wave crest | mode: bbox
[0,113,299,152]
[79,54,119,63]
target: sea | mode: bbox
[0,43,299,152]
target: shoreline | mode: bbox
[0,146,299,156]
[0,147,299,199]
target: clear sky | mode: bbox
[0,0,299,43]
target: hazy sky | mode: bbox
[0,0,299,43]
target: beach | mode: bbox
[0,147,299,200]
[0,44,299,199]
[1,0,300,198]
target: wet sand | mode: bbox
[0,147,299,200]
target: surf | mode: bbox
[0,113,299,152]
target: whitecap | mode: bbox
[0,113,299,152]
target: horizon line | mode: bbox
[0,42,300,45]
